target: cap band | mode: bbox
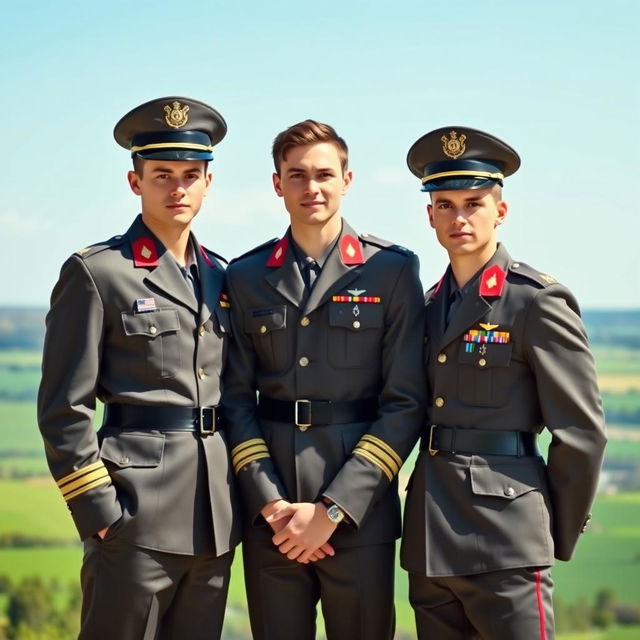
[421,169,504,185]
[130,142,214,153]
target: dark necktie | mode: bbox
[446,289,463,327]
[181,264,201,304]
[303,257,321,292]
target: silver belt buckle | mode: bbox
[199,406,216,436]
[294,399,312,431]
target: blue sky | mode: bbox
[1,0,638,308]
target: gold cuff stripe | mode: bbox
[130,142,214,153]
[231,438,267,458]
[60,467,111,497]
[353,448,394,482]
[232,444,269,469]
[57,461,106,488]
[421,169,504,184]
[354,441,399,477]
[360,435,402,468]
[234,452,270,474]
[63,475,111,502]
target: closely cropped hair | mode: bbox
[272,120,349,174]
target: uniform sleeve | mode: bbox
[222,269,289,524]
[323,254,427,527]
[37,256,121,540]
[524,285,607,561]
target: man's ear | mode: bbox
[341,170,353,194]
[272,172,283,197]
[495,200,508,226]
[427,203,435,228]
[127,170,142,196]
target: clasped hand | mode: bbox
[262,500,337,564]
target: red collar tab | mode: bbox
[479,264,506,297]
[266,237,289,267]
[430,274,446,300]
[132,237,159,268]
[199,245,216,268]
[339,235,365,265]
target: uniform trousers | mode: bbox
[80,535,233,640]
[243,533,396,640]
[408,566,555,640]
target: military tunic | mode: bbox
[401,243,607,638]
[37,214,240,639]
[223,220,426,639]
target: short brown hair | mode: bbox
[272,119,348,174]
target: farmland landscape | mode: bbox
[1,308,639,639]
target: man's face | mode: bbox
[427,187,507,260]
[127,160,212,231]
[272,142,352,229]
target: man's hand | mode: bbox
[268,502,337,563]
[261,498,292,534]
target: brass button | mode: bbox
[260,325,268,334]
[437,353,447,363]
[479,358,487,367]
[119,456,130,464]
[353,320,361,329]
[512,262,520,268]
[300,316,310,327]
[149,326,157,335]
[198,368,206,379]
[298,425,309,432]
[299,356,309,367]
[434,397,445,408]
[505,486,515,497]
[424,336,429,344]
[199,325,206,336]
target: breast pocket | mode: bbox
[457,342,512,407]
[121,308,181,378]
[245,305,289,373]
[328,302,383,368]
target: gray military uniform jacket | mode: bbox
[401,243,606,576]
[37,214,240,556]
[223,220,426,547]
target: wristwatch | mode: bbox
[325,503,345,524]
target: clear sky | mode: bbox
[1,0,638,308]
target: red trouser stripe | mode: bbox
[535,570,547,640]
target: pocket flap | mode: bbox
[329,302,383,331]
[470,463,540,499]
[121,309,180,338]
[245,306,286,334]
[100,432,165,468]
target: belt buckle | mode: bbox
[198,406,216,436]
[294,399,312,431]
[428,424,439,456]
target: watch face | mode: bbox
[327,504,344,523]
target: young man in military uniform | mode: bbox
[37,97,240,640]
[223,120,426,640]
[401,126,607,639]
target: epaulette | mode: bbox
[229,238,279,264]
[74,234,125,259]
[508,260,559,288]
[359,233,414,256]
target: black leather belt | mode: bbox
[422,425,539,457]
[103,403,223,436]
[258,396,378,429]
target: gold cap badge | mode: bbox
[441,131,466,159]
[164,101,190,129]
